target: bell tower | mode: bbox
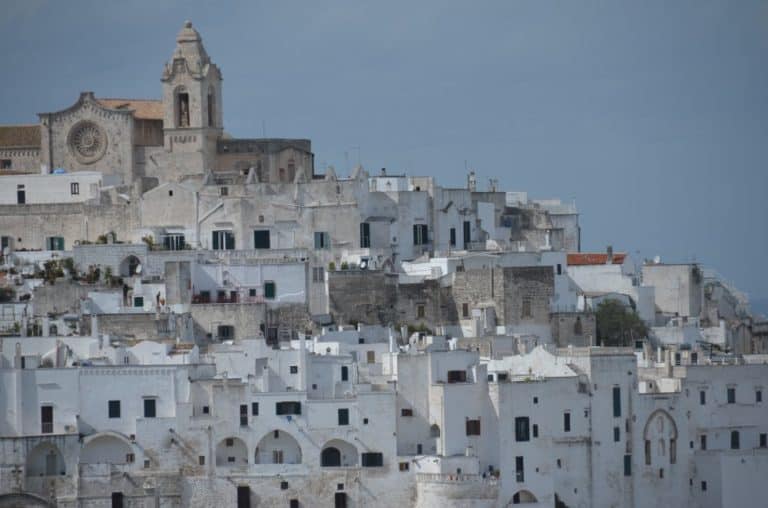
[161,21,222,170]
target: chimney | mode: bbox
[606,245,614,264]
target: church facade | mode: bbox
[0,21,314,186]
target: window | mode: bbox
[41,405,53,434]
[17,184,25,204]
[212,230,235,250]
[217,325,234,341]
[466,418,481,436]
[532,424,539,438]
[614,427,620,442]
[462,303,470,318]
[289,500,298,508]
[563,412,571,432]
[613,386,622,417]
[144,399,156,418]
[226,438,234,447]
[624,455,631,476]
[46,237,64,251]
[760,433,767,448]
[401,408,414,417]
[360,222,371,248]
[521,298,532,318]
[314,231,330,249]
[757,389,763,403]
[0,159,11,169]
[691,352,698,364]
[417,304,425,318]
[264,281,276,299]
[700,434,707,450]
[70,182,80,195]
[240,404,248,426]
[727,387,736,404]
[515,456,524,482]
[399,462,409,471]
[730,430,740,450]
[126,453,135,463]
[133,296,144,308]
[112,492,124,508]
[108,400,121,418]
[645,440,651,465]
[449,227,456,247]
[533,397,538,404]
[366,351,375,364]
[557,263,562,275]
[199,456,205,465]
[463,221,470,248]
[312,267,325,283]
[251,402,259,416]
[252,230,271,249]
[220,186,229,197]
[700,390,706,405]
[412,224,428,246]
[207,90,215,127]
[515,417,530,442]
[341,366,349,382]
[670,438,676,464]
[361,452,384,467]
[163,234,185,251]
[202,406,210,414]
[275,401,301,415]
[701,481,707,492]
[447,370,467,383]
[674,353,681,366]
[338,408,349,425]
[248,288,257,298]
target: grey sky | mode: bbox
[1,1,767,306]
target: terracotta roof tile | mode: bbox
[567,252,627,266]
[0,125,41,148]
[97,98,163,120]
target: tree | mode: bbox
[595,299,648,347]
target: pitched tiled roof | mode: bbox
[0,125,41,148]
[567,252,627,266]
[97,98,163,120]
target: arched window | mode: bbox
[176,88,190,127]
[321,447,341,467]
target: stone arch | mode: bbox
[642,409,678,466]
[0,493,54,507]
[508,489,538,504]
[215,437,248,467]
[320,439,357,467]
[119,255,141,277]
[255,429,302,465]
[80,432,133,464]
[26,442,66,476]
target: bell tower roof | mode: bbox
[162,21,219,82]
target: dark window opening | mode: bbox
[275,401,301,415]
[361,452,384,467]
[613,386,622,417]
[760,433,767,448]
[522,298,532,318]
[334,492,347,508]
[177,92,190,127]
[338,408,349,426]
[401,408,414,417]
[240,404,248,426]
[700,390,706,405]
[730,430,740,450]
[412,224,428,246]
[41,405,53,434]
[111,492,124,508]
[515,417,530,442]
[466,418,481,436]
[700,434,707,450]
[70,182,80,195]
[341,366,349,381]
[212,230,235,250]
[144,399,156,418]
[727,387,736,404]
[360,222,371,248]
[462,303,470,318]
[532,424,539,438]
[463,221,471,248]
[447,370,467,383]
[251,403,258,416]
[624,455,631,476]
[236,485,250,508]
[515,456,524,483]
[314,232,330,249]
[563,412,571,432]
[614,427,620,442]
[253,230,270,249]
[449,227,456,247]
[264,281,276,299]
[108,400,121,419]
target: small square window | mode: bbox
[401,408,414,417]
[533,397,538,404]
[126,453,135,463]
[249,288,257,297]
[168,190,173,196]
[399,462,410,471]
[363,418,369,425]
[290,365,298,374]
[202,405,209,414]
[337,483,344,491]
[226,438,234,447]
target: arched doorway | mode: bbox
[510,489,538,504]
[255,429,302,464]
[215,437,248,467]
[26,442,65,477]
[320,439,357,467]
[80,433,133,464]
[0,493,53,507]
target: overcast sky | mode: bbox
[1,1,767,309]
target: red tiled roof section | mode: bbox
[0,125,41,148]
[98,98,164,120]
[567,252,627,266]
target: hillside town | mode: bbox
[0,21,767,508]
